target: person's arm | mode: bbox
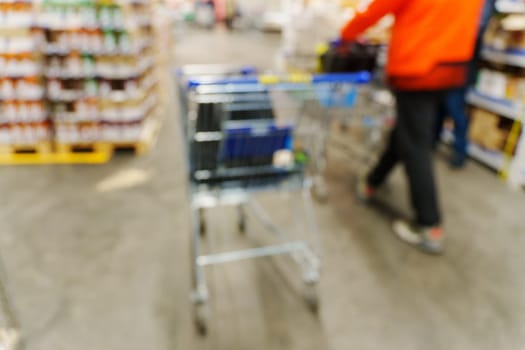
[341,0,405,41]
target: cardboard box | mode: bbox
[469,108,508,152]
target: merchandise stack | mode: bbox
[38,0,158,153]
[277,0,347,73]
[0,0,49,152]
[465,0,525,187]
[277,0,391,74]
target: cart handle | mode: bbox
[187,71,371,88]
[175,65,257,77]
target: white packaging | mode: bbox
[10,125,22,144]
[18,102,29,122]
[1,79,15,99]
[4,103,16,122]
[35,124,48,140]
[0,128,10,144]
[282,1,347,56]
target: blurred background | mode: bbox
[0,0,525,349]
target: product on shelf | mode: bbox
[464,2,525,187]
[54,121,100,143]
[40,0,158,146]
[0,0,50,147]
[485,16,507,50]
[277,0,391,73]
[469,108,510,152]
[277,0,350,73]
[484,14,525,52]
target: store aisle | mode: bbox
[0,28,523,350]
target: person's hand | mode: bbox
[355,36,370,45]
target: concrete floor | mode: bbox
[1,27,525,350]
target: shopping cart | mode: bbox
[176,66,371,334]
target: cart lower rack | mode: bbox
[176,65,371,334]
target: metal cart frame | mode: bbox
[176,65,370,334]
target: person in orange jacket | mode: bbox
[346,0,483,254]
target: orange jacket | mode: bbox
[341,0,484,90]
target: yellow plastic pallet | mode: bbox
[0,142,52,154]
[0,116,162,165]
[0,152,111,165]
[110,114,162,157]
[0,142,112,165]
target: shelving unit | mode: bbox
[466,0,525,188]
[466,90,520,120]
[496,0,525,14]
[468,142,506,170]
[0,0,164,164]
[0,0,50,152]
[443,128,506,170]
[39,0,159,150]
[482,46,525,67]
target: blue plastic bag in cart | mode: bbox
[220,124,294,167]
[315,83,358,108]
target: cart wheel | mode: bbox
[303,283,320,314]
[194,303,208,336]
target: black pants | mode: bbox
[367,90,445,227]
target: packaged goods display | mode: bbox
[0,0,50,147]
[278,0,347,72]
[484,15,525,52]
[277,0,391,73]
[40,0,158,146]
[0,0,159,158]
[466,0,525,186]
[469,108,510,152]
[475,65,525,102]
[497,0,525,13]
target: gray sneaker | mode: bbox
[355,177,375,203]
[392,220,444,255]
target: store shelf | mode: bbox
[100,95,157,123]
[47,90,88,102]
[468,143,505,170]
[45,57,154,81]
[0,0,34,3]
[38,23,145,32]
[42,39,151,56]
[52,113,99,123]
[41,0,150,4]
[0,91,46,101]
[104,111,161,143]
[2,68,42,79]
[0,116,48,125]
[496,0,525,13]
[466,90,520,120]
[442,129,505,170]
[0,0,159,162]
[482,46,525,67]
[95,56,155,79]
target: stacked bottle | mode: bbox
[0,0,49,148]
[39,0,157,146]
